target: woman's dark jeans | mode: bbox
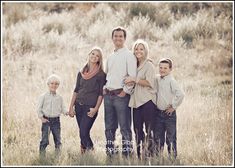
[133,100,155,159]
[75,103,98,150]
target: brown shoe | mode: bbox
[81,145,86,154]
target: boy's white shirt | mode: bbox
[37,91,67,118]
[156,74,185,111]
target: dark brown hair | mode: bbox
[159,58,173,69]
[111,26,126,39]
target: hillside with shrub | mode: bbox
[2,2,233,166]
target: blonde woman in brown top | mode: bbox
[125,39,157,160]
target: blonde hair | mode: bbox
[112,26,127,39]
[82,46,104,73]
[132,39,149,58]
[132,39,149,66]
[47,74,61,85]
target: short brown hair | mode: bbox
[112,26,126,39]
[159,58,173,69]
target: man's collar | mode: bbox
[160,74,171,80]
[114,47,125,52]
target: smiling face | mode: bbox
[89,49,101,64]
[159,62,172,77]
[134,43,146,60]
[48,81,59,93]
[112,30,125,49]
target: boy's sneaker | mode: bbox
[39,150,46,160]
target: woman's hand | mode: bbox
[68,108,75,117]
[87,108,98,118]
[124,76,136,84]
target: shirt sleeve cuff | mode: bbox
[38,113,43,118]
[123,86,134,95]
[63,109,67,115]
[172,104,177,110]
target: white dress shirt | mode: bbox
[104,47,137,93]
[37,91,67,118]
[156,74,185,110]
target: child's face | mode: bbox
[159,63,171,77]
[48,81,59,93]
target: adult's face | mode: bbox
[134,44,146,61]
[112,30,125,49]
[89,49,101,65]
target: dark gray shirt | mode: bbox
[74,70,106,106]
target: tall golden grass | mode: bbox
[2,2,233,166]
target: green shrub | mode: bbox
[3,3,33,27]
[129,3,157,22]
[169,7,232,47]
[42,22,65,35]
[154,4,172,28]
[169,3,208,17]
[170,17,196,46]
[20,32,33,54]
[128,15,158,41]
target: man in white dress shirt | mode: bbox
[103,26,137,158]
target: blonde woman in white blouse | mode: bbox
[125,39,157,160]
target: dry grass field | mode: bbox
[1,2,233,166]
